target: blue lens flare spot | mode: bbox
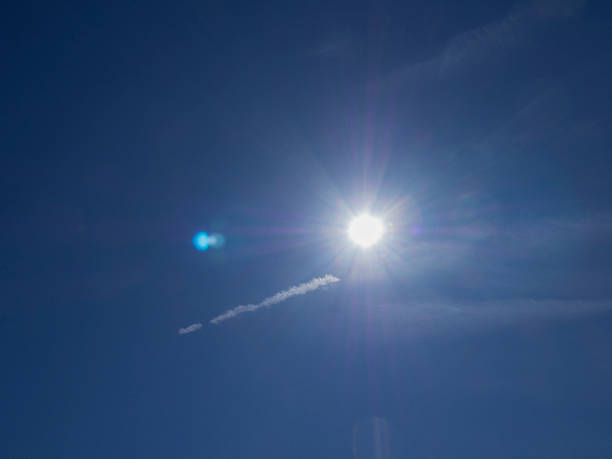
[193,232,210,250]
[193,231,226,250]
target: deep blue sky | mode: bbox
[3,1,612,458]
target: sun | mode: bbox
[348,214,384,248]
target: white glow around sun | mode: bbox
[348,214,384,248]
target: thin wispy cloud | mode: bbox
[367,298,612,340]
[178,323,202,335]
[210,274,340,324]
[309,38,350,57]
[381,0,586,90]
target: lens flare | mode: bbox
[193,231,226,250]
[193,232,210,250]
[208,233,226,248]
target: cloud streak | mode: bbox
[380,0,586,91]
[361,298,612,341]
[210,274,340,324]
[178,323,202,335]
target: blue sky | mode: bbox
[2,0,612,457]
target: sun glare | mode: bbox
[348,214,384,248]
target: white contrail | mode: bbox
[178,323,202,335]
[210,274,340,324]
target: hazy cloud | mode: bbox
[369,298,612,340]
[534,0,586,17]
[210,274,340,324]
[416,298,612,322]
[309,38,350,57]
[381,0,586,90]
[178,323,203,335]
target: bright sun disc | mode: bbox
[348,214,384,248]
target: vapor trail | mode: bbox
[210,274,340,324]
[178,322,203,335]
